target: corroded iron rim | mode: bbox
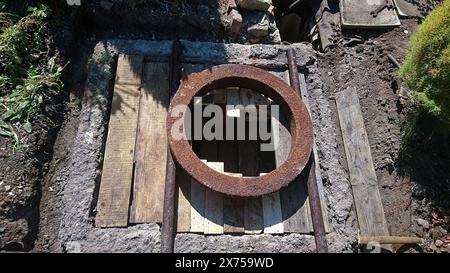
[166,64,313,197]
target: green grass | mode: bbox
[0,4,64,149]
[400,0,450,126]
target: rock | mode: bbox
[227,9,242,35]
[246,12,269,41]
[430,242,438,252]
[4,185,11,191]
[416,218,430,229]
[269,29,281,44]
[411,224,424,237]
[430,226,447,239]
[435,240,444,248]
[248,23,269,40]
[100,1,114,11]
[236,0,272,11]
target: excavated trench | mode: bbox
[1,0,446,253]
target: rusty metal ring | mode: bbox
[167,64,313,197]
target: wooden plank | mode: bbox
[204,162,224,234]
[335,88,389,237]
[176,169,191,232]
[96,54,143,227]
[184,63,210,233]
[198,118,224,234]
[238,89,263,234]
[261,174,284,234]
[280,177,311,233]
[130,62,169,224]
[221,89,245,234]
[252,76,284,234]
[298,72,330,233]
[278,70,312,233]
[190,180,206,233]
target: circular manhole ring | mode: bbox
[167,64,313,197]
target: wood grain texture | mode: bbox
[190,180,206,233]
[176,169,191,232]
[96,54,143,227]
[130,62,169,224]
[278,70,312,233]
[221,89,245,234]
[204,162,224,234]
[335,88,389,237]
[261,173,284,234]
[238,89,263,234]
[182,63,210,233]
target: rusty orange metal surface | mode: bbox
[166,64,313,197]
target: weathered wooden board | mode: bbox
[336,88,389,237]
[130,62,169,224]
[261,174,284,234]
[183,63,210,233]
[190,180,206,233]
[278,70,312,233]
[221,89,245,233]
[96,54,143,227]
[204,162,224,234]
[238,89,264,234]
[176,169,191,232]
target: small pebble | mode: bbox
[416,218,430,229]
[435,240,443,248]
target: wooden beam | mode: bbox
[96,54,143,228]
[336,88,389,238]
[130,62,169,224]
[359,236,422,245]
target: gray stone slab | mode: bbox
[340,0,401,28]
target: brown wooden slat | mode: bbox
[220,89,245,234]
[204,162,224,234]
[175,63,209,233]
[238,89,263,234]
[96,54,143,227]
[176,168,191,232]
[129,62,169,224]
[278,70,312,233]
[336,88,389,237]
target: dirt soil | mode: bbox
[317,1,449,252]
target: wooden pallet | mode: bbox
[95,56,329,235]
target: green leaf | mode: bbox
[23,120,32,133]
